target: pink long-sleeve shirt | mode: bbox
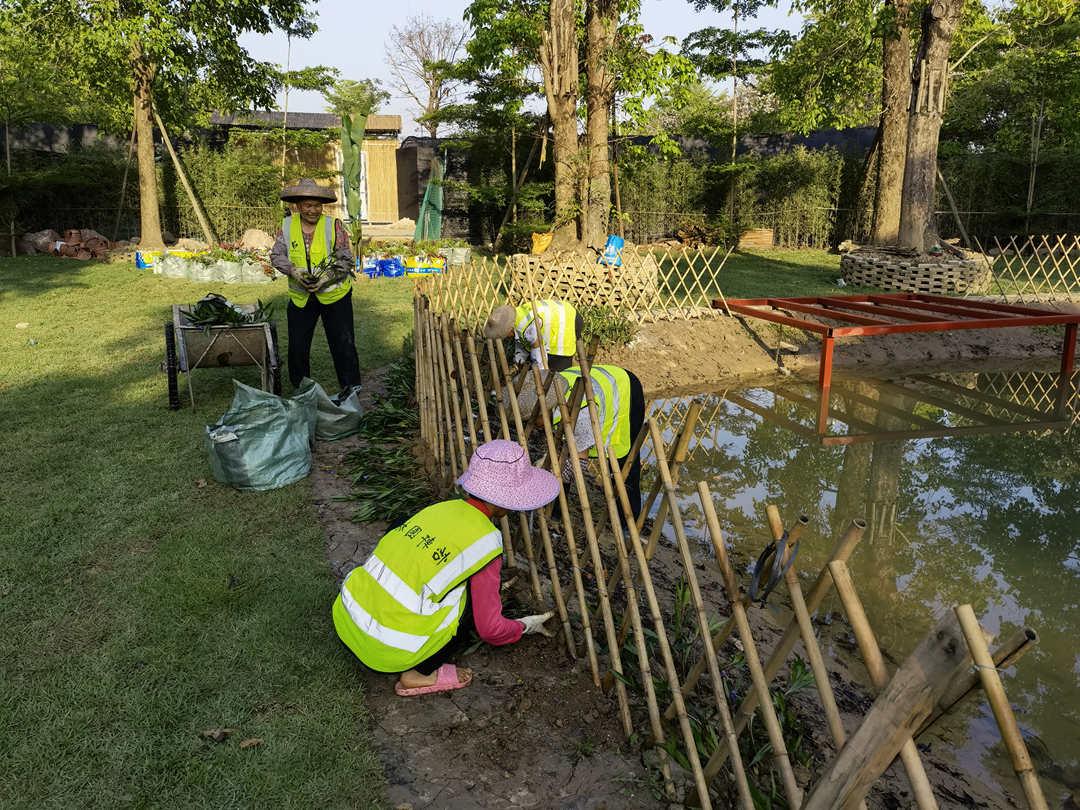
[465,499,524,646]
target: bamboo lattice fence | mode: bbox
[976,234,1080,303]
[411,292,1052,809]
[416,246,734,327]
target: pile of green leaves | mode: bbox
[347,335,430,526]
[186,294,274,327]
[579,305,638,349]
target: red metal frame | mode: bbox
[715,293,1080,433]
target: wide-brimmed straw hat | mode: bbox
[483,305,516,339]
[280,178,337,203]
[457,439,559,512]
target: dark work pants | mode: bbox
[614,370,646,523]
[412,597,476,676]
[286,290,362,389]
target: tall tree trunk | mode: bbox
[539,0,580,238]
[583,0,617,248]
[898,0,963,253]
[132,42,164,250]
[872,0,911,245]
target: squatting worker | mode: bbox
[515,364,646,522]
[270,178,362,395]
[484,299,583,372]
[332,439,560,697]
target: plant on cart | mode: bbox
[187,293,275,328]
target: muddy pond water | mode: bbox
[640,368,1079,805]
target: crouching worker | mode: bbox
[332,439,560,696]
[484,299,583,372]
[516,364,645,522]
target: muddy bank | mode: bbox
[600,312,1069,395]
[310,365,1030,808]
[312,387,657,810]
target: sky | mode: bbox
[240,0,804,137]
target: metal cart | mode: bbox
[163,303,281,410]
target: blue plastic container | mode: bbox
[377,257,406,278]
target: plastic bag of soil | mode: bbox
[204,380,317,491]
[293,378,363,441]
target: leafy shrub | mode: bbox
[579,305,637,349]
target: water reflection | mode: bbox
[642,369,1080,802]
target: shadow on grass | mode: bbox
[0,255,94,302]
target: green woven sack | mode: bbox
[294,377,363,441]
[204,381,317,491]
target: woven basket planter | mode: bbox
[841,249,992,295]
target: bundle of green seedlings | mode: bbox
[300,254,352,289]
[615,578,817,808]
[347,335,430,526]
[186,293,274,327]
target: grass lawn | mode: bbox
[0,256,413,807]
[660,247,878,302]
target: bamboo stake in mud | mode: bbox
[642,439,755,809]
[545,347,634,736]
[917,626,1038,738]
[668,515,809,722]
[955,604,1050,810]
[609,451,708,807]
[493,338,589,665]
[828,561,938,810]
[464,334,494,446]
[801,612,973,810]
[764,505,850,758]
[484,339,513,440]
[726,517,868,738]
[453,328,525,576]
[436,315,469,471]
[693,479,803,809]
[426,307,458,482]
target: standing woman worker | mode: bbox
[270,178,362,395]
[333,440,560,696]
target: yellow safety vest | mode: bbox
[557,365,632,458]
[284,214,352,308]
[332,500,503,673]
[514,300,577,358]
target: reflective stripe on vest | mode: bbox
[332,500,503,672]
[556,365,632,458]
[514,300,576,357]
[284,214,352,308]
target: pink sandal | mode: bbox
[394,664,472,697]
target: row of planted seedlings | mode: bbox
[412,292,1050,810]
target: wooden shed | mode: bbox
[209,112,402,223]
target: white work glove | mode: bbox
[518,611,556,637]
[513,346,530,365]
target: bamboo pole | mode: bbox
[153,111,218,245]
[955,604,1049,810]
[485,339,513,441]
[693,478,803,809]
[494,338,595,669]
[426,306,457,482]
[595,442,678,801]
[435,315,469,472]
[668,516,808,722]
[764,505,850,757]
[543,346,634,736]
[728,518,867,736]
[610,400,703,647]
[645,440,755,809]
[453,328,528,582]
[801,612,973,810]
[917,627,1038,738]
[829,561,938,810]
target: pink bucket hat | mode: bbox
[457,439,559,512]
